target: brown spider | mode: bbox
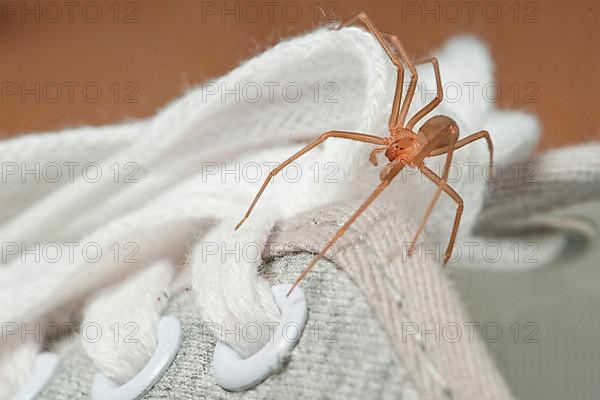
[235,13,493,295]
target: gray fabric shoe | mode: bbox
[38,198,514,400]
[39,254,416,400]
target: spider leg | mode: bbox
[369,146,387,166]
[406,57,443,131]
[418,165,464,265]
[429,130,494,168]
[380,32,418,128]
[407,124,459,256]
[339,15,444,131]
[338,13,412,129]
[235,131,386,230]
[287,159,407,296]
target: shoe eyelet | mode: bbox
[11,352,59,400]
[91,316,181,400]
[213,284,308,391]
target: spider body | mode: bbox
[235,13,494,295]
[384,133,423,165]
[418,115,460,151]
[379,115,459,167]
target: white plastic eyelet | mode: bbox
[91,316,181,400]
[213,284,308,391]
[11,352,59,400]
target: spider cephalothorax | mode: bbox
[235,13,494,295]
[384,134,422,164]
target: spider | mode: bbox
[235,13,493,295]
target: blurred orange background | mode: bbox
[0,0,597,149]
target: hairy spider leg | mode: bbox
[418,165,464,264]
[235,131,385,230]
[287,158,406,296]
[407,124,459,258]
[405,57,443,131]
[430,130,494,175]
[338,13,416,129]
